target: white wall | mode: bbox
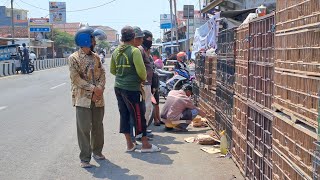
[245,0,276,9]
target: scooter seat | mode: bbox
[156,69,174,77]
[158,74,168,83]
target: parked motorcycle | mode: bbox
[156,68,174,99]
[157,67,195,99]
[28,60,35,73]
[15,59,34,74]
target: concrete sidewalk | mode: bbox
[143,122,244,180]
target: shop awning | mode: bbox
[201,0,244,14]
[201,0,224,14]
[220,8,256,18]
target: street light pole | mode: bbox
[169,0,174,54]
[11,0,15,44]
[186,5,190,54]
[173,0,179,51]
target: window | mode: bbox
[17,14,21,20]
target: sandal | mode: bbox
[80,161,92,168]
[126,144,137,152]
[154,121,161,126]
[92,153,106,160]
[172,127,188,132]
[141,144,161,153]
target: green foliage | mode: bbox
[96,40,110,50]
[50,29,75,50]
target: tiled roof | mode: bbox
[0,26,34,38]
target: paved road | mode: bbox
[0,60,243,180]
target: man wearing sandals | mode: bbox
[161,84,206,132]
[110,26,161,153]
[69,26,107,168]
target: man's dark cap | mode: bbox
[142,30,153,40]
[121,26,135,42]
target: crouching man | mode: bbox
[160,84,206,132]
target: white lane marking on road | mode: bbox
[0,106,8,111]
[50,83,66,90]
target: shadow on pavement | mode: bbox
[149,125,210,135]
[151,134,183,145]
[129,146,175,165]
[86,159,144,180]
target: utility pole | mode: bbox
[11,0,15,44]
[187,5,190,54]
[173,0,179,51]
[169,0,174,54]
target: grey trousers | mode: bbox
[76,103,104,162]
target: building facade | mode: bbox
[0,6,28,27]
[91,26,117,43]
[53,23,81,35]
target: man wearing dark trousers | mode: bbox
[68,26,107,168]
[21,43,29,74]
[110,26,161,153]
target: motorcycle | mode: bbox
[167,68,195,91]
[28,60,35,73]
[157,67,195,99]
[15,59,34,74]
[155,68,174,99]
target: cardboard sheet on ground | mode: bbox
[184,134,220,144]
[201,147,221,154]
[184,137,195,143]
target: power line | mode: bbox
[14,1,23,10]
[18,0,117,12]
[18,0,47,11]
[3,0,9,6]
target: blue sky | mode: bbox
[3,0,202,39]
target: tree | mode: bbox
[48,29,75,57]
[96,40,110,51]
[51,29,75,50]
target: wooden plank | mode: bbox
[271,110,317,139]
[247,99,273,118]
[274,68,320,77]
[233,126,246,140]
[275,23,320,35]
[278,7,319,20]
[234,92,247,101]
[272,102,318,129]
[276,0,311,13]
[273,146,313,180]
[275,70,320,80]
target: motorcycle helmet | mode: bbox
[154,59,164,69]
[177,52,187,62]
[75,26,107,48]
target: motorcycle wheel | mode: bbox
[28,64,34,73]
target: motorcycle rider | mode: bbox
[21,43,30,74]
[174,51,188,70]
